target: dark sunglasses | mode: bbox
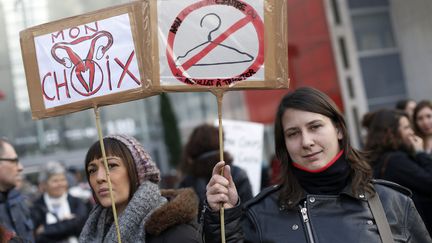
[0,157,19,163]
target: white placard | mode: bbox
[158,0,265,87]
[217,119,264,196]
[34,14,141,109]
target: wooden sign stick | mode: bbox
[93,106,122,243]
[213,90,225,243]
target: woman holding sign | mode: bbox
[79,134,202,243]
[203,87,430,242]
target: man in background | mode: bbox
[0,138,34,242]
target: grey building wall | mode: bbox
[0,1,20,140]
[390,0,432,101]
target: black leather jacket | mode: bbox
[204,180,431,243]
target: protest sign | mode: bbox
[153,0,288,91]
[20,1,155,119]
[21,0,288,119]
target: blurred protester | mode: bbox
[203,87,430,243]
[178,124,253,219]
[79,135,202,242]
[67,167,94,212]
[0,138,34,242]
[363,108,432,234]
[31,161,88,243]
[395,98,416,120]
[413,100,432,154]
[0,224,15,243]
[16,176,39,207]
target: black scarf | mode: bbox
[292,151,351,195]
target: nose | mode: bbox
[301,131,314,149]
[95,167,107,183]
[17,162,24,172]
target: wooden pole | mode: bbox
[93,106,122,243]
[213,90,225,243]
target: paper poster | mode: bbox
[34,14,140,109]
[158,0,265,87]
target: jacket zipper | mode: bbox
[300,201,315,243]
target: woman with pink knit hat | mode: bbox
[79,134,202,243]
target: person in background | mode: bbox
[363,109,432,235]
[67,167,94,212]
[0,224,16,243]
[203,87,430,243]
[178,124,253,219]
[31,161,88,243]
[395,98,416,121]
[413,100,432,154]
[0,138,34,242]
[79,134,202,243]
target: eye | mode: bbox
[286,131,299,138]
[108,163,118,170]
[310,124,322,130]
[87,167,96,175]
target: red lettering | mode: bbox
[114,51,139,88]
[84,22,99,35]
[69,27,80,39]
[51,31,65,43]
[54,70,71,100]
[106,56,112,90]
[42,72,55,101]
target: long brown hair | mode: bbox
[413,100,432,137]
[363,109,410,162]
[85,138,139,203]
[180,124,233,179]
[274,87,373,208]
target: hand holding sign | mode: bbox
[206,161,239,211]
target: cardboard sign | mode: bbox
[217,119,264,196]
[152,0,288,91]
[20,0,288,119]
[20,1,155,119]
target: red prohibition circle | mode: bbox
[166,0,264,87]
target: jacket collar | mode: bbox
[145,188,198,235]
[296,179,370,202]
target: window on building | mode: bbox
[360,53,406,109]
[348,0,388,9]
[352,11,395,51]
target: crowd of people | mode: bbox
[1,87,432,242]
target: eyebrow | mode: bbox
[284,119,323,131]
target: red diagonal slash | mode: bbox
[114,51,140,88]
[179,15,253,71]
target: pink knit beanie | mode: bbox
[105,134,160,184]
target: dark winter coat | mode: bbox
[179,165,253,219]
[203,180,431,243]
[373,150,432,235]
[79,181,201,243]
[0,189,34,242]
[146,188,202,243]
[30,193,88,243]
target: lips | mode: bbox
[98,188,111,197]
[303,151,321,158]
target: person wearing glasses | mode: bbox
[0,138,34,242]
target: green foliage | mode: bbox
[159,93,182,168]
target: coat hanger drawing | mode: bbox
[176,13,254,66]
